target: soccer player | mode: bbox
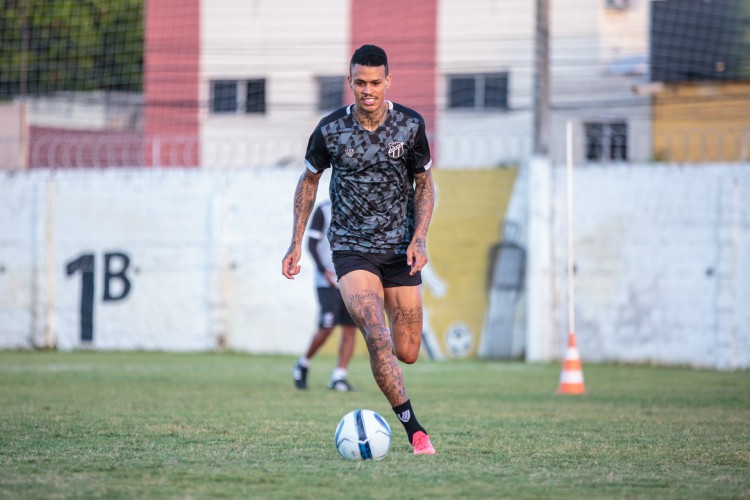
[293,200,358,392]
[282,44,436,455]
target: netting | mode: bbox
[0,0,749,169]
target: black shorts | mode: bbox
[332,251,422,288]
[317,287,356,328]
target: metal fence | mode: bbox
[1,128,749,170]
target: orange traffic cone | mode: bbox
[557,331,585,394]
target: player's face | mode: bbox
[348,64,391,113]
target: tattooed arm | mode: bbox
[406,169,435,275]
[282,168,323,279]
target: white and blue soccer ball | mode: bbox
[335,409,392,460]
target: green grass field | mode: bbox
[1,352,748,499]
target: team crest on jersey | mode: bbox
[345,148,355,158]
[388,141,405,159]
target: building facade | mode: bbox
[8,0,749,168]
[148,0,654,169]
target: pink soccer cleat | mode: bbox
[411,431,436,455]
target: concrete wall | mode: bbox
[0,166,514,360]
[2,163,748,369]
[0,167,322,352]
[527,159,750,369]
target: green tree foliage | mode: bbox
[0,0,143,99]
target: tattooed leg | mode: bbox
[385,286,424,365]
[339,274,409,407]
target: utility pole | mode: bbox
[533,0,550,156]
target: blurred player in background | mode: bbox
[282,44,436,455]
[293,200,357,392]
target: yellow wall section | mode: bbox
[319,168,517,360]
[425,168,517,358]
[653,82,750,162]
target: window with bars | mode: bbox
[210,79,266,114]
[584,121,628,161]
[447,73,509,110]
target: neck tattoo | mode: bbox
[355,104,389,131]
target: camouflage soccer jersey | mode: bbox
[304,101,432,254]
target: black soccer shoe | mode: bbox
[293,362,308,390]
[328,378,354,392]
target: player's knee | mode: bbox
[397,351,419,364]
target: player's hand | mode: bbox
[406,238,428,275]
[282,244,302,279]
